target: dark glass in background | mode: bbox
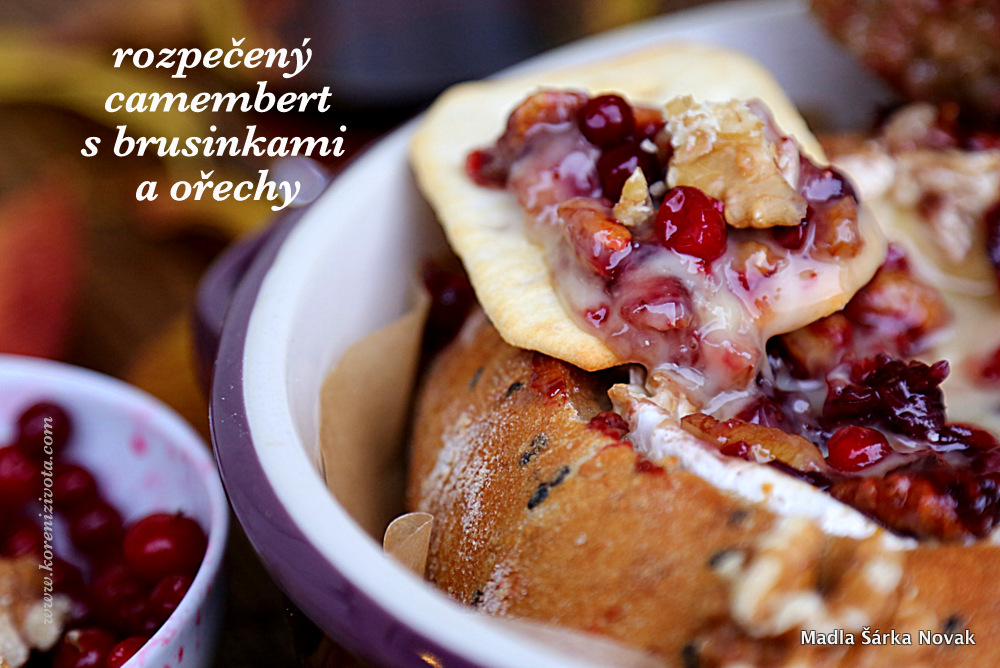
[273,0,722,107]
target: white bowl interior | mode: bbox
[240,1,895,666]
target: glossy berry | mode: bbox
[596,141,659,200]
[0,446,38,511]
[826,426,891,472]
[53,464,100,509]
[53,627,116,668]
[578,94,635,148]
[623,277,694,332]
[588,411,629,439]
[15,401,72,460]
[654,186,728,263]
[799,162,856,203]
[150,574,192,623]
[123,513,207,583]
[70,501,124,555]
[422,262,475,353]
[772,221,808,250]
[115,593,160,636]
[90,562,147,627]
[824,356,949,439]
[1,517,43,556]
[106,637,147,668]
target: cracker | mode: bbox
[410,44,831,371]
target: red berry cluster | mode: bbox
[577,94,666,200]
[0,401,207,668]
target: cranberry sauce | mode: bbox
[467,90,866,411]
[747,342,1000,540]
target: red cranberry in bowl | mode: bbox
[1,516,43,557]
[53,627,117,668]
[70,501,124,556]
[150,574,193,623]
[123,513,207,583]
[0,445,38,511]
[826,425,891,472]
[106,637,148,668]
[53,463,100,509]
[15,400,72,460]
[654,186,728,263]
[578,94,635,149]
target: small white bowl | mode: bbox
[0,355,228,668]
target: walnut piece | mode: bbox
[722,517,904,637]
[665,96,807,229]
[612,168,654,227]
[0,557,70,668]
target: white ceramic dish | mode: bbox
[206,1,895,666]
[0,356,228,668]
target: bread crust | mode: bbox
[410,310,774,660]
[409,311,1000,666]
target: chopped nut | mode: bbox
[0,557,68,667]
[722,517,904,638]
[612,168,655,227]
[892,149,1000,262]
[732,241,786,288]
[681,413,828,473]
[844,263,951,354]
[665,96,807,229]
[774,313,854,379]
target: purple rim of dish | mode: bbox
[205,211,478,667]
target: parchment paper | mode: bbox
[318,289,428,538]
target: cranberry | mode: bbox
[824,355,949,440]
[622,277,694,331]
[578,95,635,149]
[54,464,100,509]
[798,162,856,203]
[654,186,728,263]
[465,148,507,188]
[150,574,192,622]
[736,397,792,431]
[116,594,160,636]
[945,423,1000,452]
[1,517,43,556]
[588,412,629,440]
[70,501,124,555]
[106,637,147,668]
[772,221,808,250]
[596,141,659,200]
[0,445,38,511]
[123,513,207,583]
[826,426,891,472]
[90,562,148,628]
[15,401,72,459]
[721,440,752,460]
[53,628,117,668]
[421,262,475,353]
